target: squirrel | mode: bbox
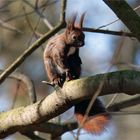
[43,13,110,134]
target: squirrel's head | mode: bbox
[65,13,85,47]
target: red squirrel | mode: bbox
[44,13,110,134]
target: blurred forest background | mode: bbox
[0,0,140,140]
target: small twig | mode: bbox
[23,6,42,38]
[97,4,140,29]
[109,111,140,115]
[0,19,22,33]
[60,0,67,23]
[106,94,118,108]
[23,0,54,30]
[83,27,134,37]
[108,96,140,111]
[35,0,39,9]
[0,0,17,10]
[42,80,54,87]
[22,4,44,58]
[4,0,58,23]
[105,34,126,109]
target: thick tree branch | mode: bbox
[103,0,140,42]
[0,70,140,138]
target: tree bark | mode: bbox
[0,70,140,138]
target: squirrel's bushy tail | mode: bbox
[75,98,111,134]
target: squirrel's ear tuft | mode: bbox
[77,12,86,29]
[66,13,77,32]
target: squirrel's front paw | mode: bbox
[65,71,72,81]
[52,77,63,87]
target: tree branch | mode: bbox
[23,0,54,30]
[20,122,77,139]
[108,95,140,111]
[103,0,140,42]
[0,19,22,33]
[0,70,140,138]
[0,70,36,104]
[83,27,134,37]
[0,0,67,84]
[21,131,46,140]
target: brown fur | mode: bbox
[75,113,110,134]
[44,13,85,86]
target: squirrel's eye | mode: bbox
[72,35,77,40]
